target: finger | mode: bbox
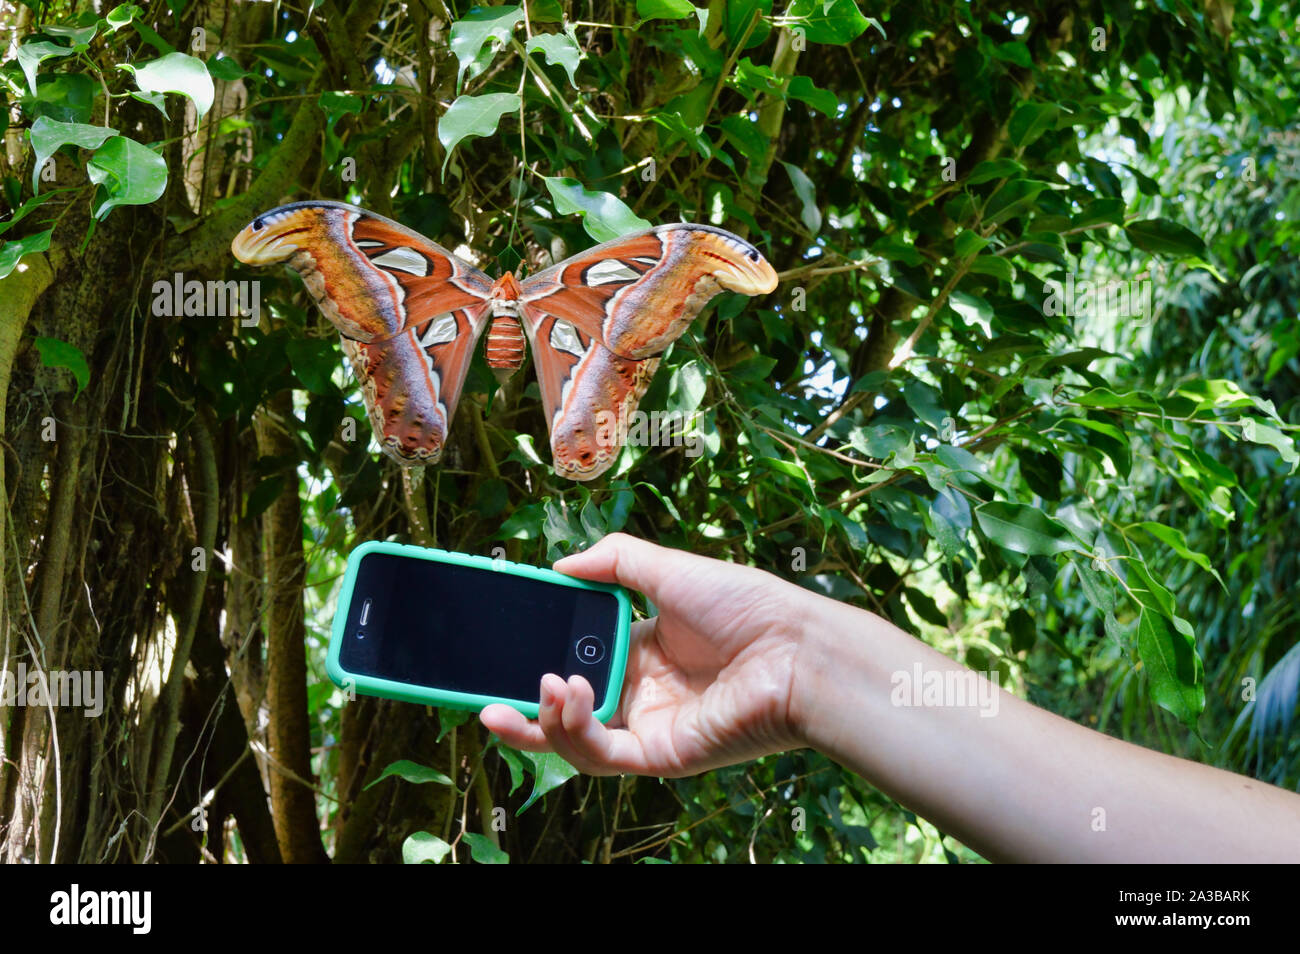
[537,673,596,771]
[479,704,551,752]
[541,674,649,777]
[552,532,671,602]
[483,684,648,774]
[557,674,663,775]
[561,674,598,737]
[559,674,624,762]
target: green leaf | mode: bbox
[86,136,167,219]
[849,423,909,458]
[849,369,890,394]
[983,179,1049,225]
[33,336,89,398]
[436,706,475,741]
[1072,387,1158,412]
[926,487,970,560]
[128,90,168,114]
[975,501,1081,557]
[1076,561,1116,615]
[965,158,1024,184]
[128,16,175,55]
[1137,610,1203,727]
[495,742,526,794]
[514,433,544,466]
[529,0,565,23]
[525,32,582,88]
[463,832,510,864]
[1007,102,1059,147]
[0,229,53,281]
[652,110,711,157]
[871,235,924,266]
[28,117,118,191]
[439,92,520,177]
[785,0,873,44]
[967,255,1015,283]
[44,24,100,48]
[543,497,584,553]
[721,114,767,164]
[602,483,636,531]
[364,759,455,792]
[636,0,696,19]
[1059,416,1131,477]
[760,456,811,485]
[286,338,341,396]
[542,176,653,243]
[207,55,254,82]
[244,475,286,520]
[1124,218,1207,258]
[904,586,947,626]
[936,444,994,489]
[1006,607,1037,653]
[991,41,1032,69]
[1082,157,1122,198]
[902,378,948,430]
[826,508,868,551]
[518,751,578,813]
[725,0,771,47]
[1072,197,1126,232]
[1122,162,1161,197]
[318,90,364,123]
[733,58,779,94]
[1124,559,1189,628]
[1238,418,1299,472]
[953,230,989,258]
[449,5,523,90]
[636,481,683,521]
[787,76,838,116]
[105,4,143,31]
[668,361,708,413]
[1176,378,1280,420]
[1134,522,1225,589]
[25,73,97,124]
[579,495,607,541]
[17,41,76,96]
[949,290,993,336]
[118,52,215,119]
[781,161,821,234]
[637,0,708,29]
[402,831,452,864]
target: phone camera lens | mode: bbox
[356,631,366,640]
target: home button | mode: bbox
[574,635,605,665]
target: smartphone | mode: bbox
[326,541,631,721]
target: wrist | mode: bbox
[786,591,851,752]
[787,591,916,760]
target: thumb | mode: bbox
[553,532,670,602]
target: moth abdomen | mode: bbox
[485,313,526,382]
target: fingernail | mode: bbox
[540,682,554,706]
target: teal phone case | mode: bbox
[326,540,631,722]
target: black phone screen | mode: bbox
[339,552,620,704]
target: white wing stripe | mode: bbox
[549,318,586,357]
[372,246,430,276]
[419,312,459,347]
[585,260,641,285]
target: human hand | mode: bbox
[480,533,817,777]
[489,538,1300,862]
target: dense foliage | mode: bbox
[0,0,1295,863]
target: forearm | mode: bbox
[790,595,1300,862]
